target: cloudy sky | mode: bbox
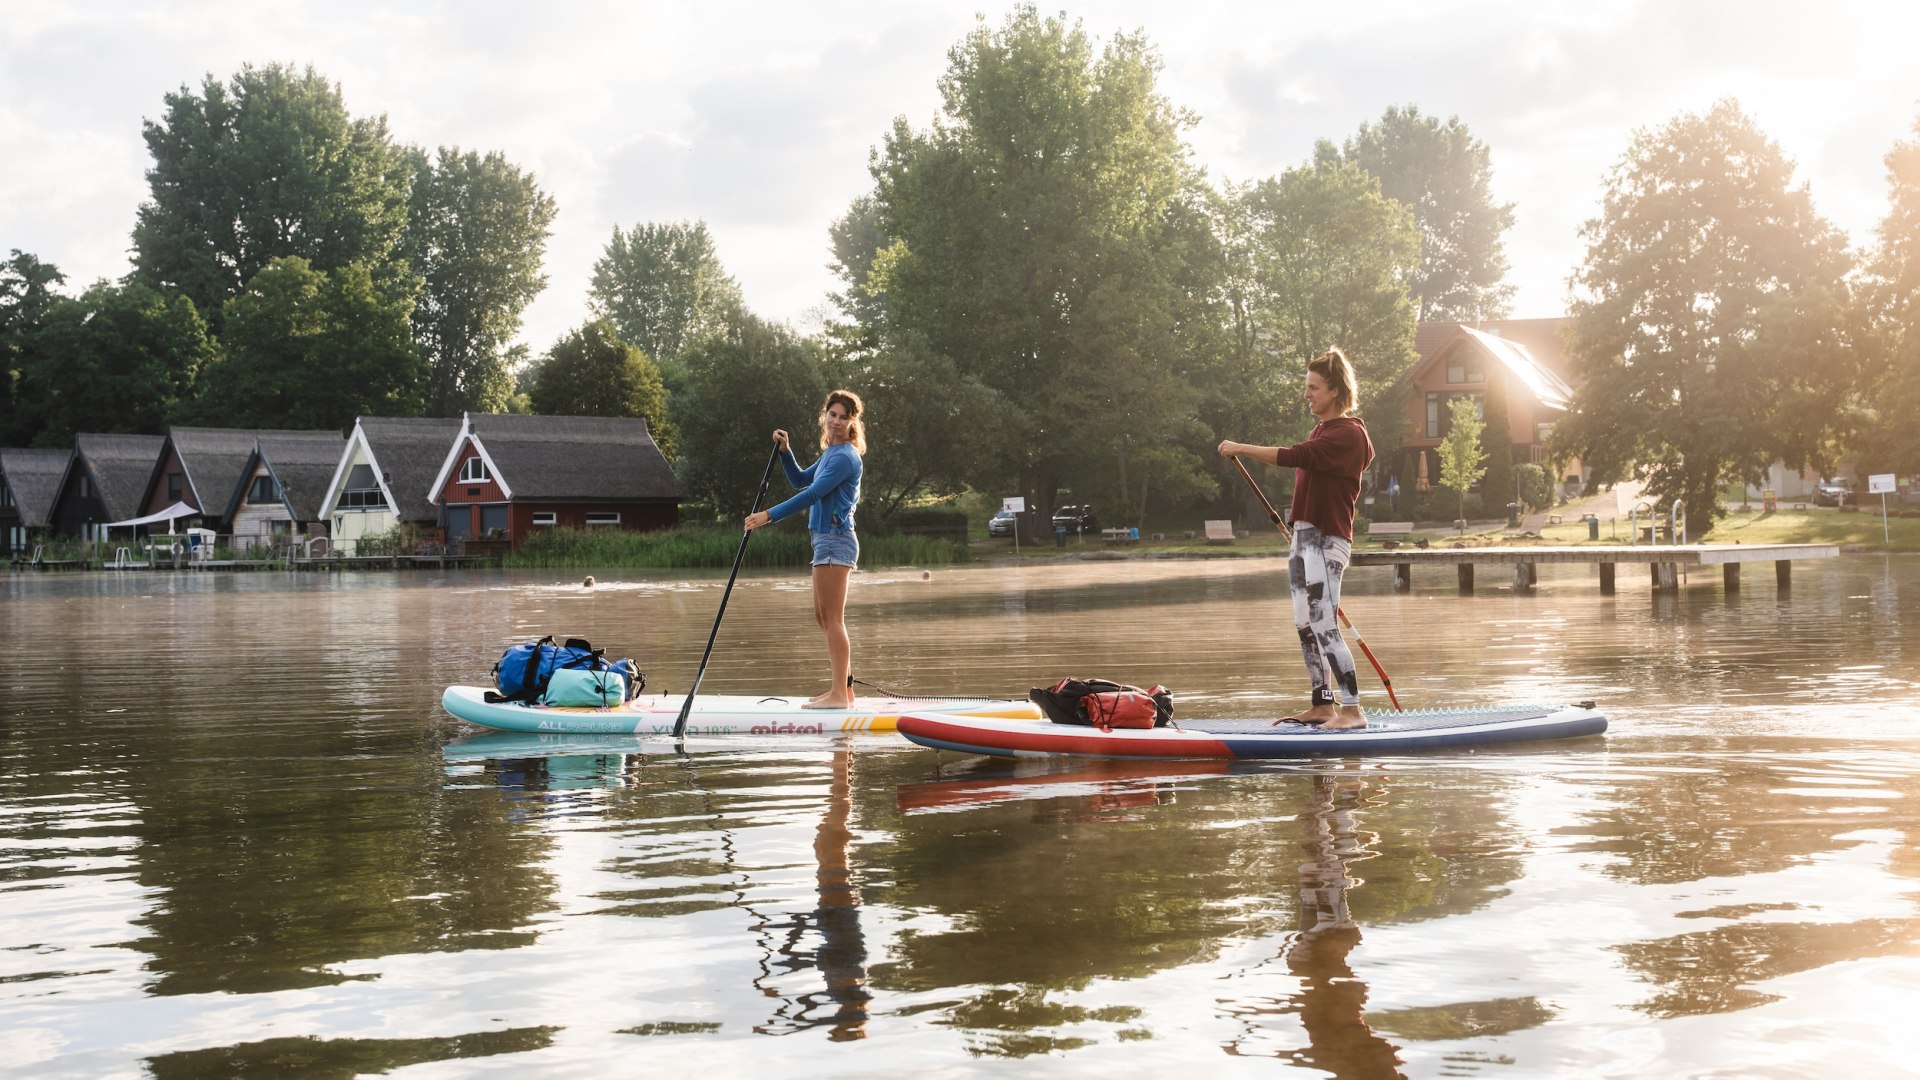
[5,1,1918,353]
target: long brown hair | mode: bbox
[822,389,867,455]
[1308,348,1358,416]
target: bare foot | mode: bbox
[1319,705,1368,731]
[803,696,855,711]
[1277,704,1339,727]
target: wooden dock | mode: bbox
[1350,543,1840,594]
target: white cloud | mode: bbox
[4,0,1918,352]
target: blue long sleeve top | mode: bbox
[767,441,862,532]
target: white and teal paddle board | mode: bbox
[441,684,1042,735]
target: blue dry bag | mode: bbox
[487,635,645,704]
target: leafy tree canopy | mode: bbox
[674,314,830,518]
[1333,106,1516,322]
[132,63,413,327]
[1854,112,1920,476]
[1,251,68,446]
[188,256,421,431]
[865,4,1220,524]
[406,146,557,416]
[587,221,744,387]
[19,281,216,447]
[1554,99,1854,535]
[527,320,674,459]
[1219,159,1421,455]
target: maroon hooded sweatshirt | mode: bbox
[1271,416,1374,542]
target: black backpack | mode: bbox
[1030,677,1174,728]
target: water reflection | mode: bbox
[3,558,1920,1075]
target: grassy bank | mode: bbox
[501,526,972,569]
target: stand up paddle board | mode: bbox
[896,702,1607,759]
[441,684,1042,735]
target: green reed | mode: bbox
[500,526,971,568]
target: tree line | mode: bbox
[4,6,1917,538]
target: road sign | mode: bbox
[1003,497,1026,513]
[1869,473,1895,495]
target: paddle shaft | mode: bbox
[673,442,783,739]
[1230,454,1402,711]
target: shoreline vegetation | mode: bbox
[493,506,1919,568]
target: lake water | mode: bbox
[4,555,1919,1077]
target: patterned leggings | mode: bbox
[1290,523,1360,707]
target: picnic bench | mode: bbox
[1368,521,1414,537]
[1102,527,1138,544]
[1204,519,1235,544]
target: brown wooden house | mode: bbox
[137,426,344,535]
[1397,319,1581,497]
[0,447,71,556]
[48,433,166,542]
[429,414,680,548]
[218,431,349,552]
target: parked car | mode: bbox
[987,508,1019,538]
[1051,505,1097,533]
[1812,479,1853,508]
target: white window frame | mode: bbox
[459,456,490,483]
[531,511,557,527]
[584,511,620,526]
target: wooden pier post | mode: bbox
[1457,563,1473,593]
[1394,563,1411,592]
[1724,563,1740,592]
[1599,562,1616,595]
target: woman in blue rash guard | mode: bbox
[744,389,866,709]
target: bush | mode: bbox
[878,504,969,543]
[1516,463,1553,511]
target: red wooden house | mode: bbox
[428,414,680,547]
[1398,319,1583,496]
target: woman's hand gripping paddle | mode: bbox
[673,441,783,739]
[1229,454,1403,711]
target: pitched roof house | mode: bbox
[319,416,464,552]
[138,426,345,533]
[429,414,681,547]
[221,431,349,551]
[49,433,166,540]
[0,446,72,555]
[1397,318,1580,496]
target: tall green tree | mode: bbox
[131,63,413,328]
[1854,113,1920,476]
[527,321,674,459]
[1479,368,1515,517]
[849,331,1002,522]
[19,282,217,447]
[0,251,66,446]
[674,315,829,517]
[1437,397,1487,527]
[1335,106,1516,322]
[405,146,558,416]
[1554,100,1854,535]
[1221,158,1421,457]
[865,5,1220,525]
[188,257,421,430]
[586,221,744,387]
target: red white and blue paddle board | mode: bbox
[896,703,1607,759]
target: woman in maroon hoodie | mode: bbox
[1219,348,1376,730]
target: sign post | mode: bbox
[1003,496,1026,555]
[1869,473,1895,547]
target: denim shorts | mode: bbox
[811,529,859,568]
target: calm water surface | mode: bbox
[3,555,1919,1078]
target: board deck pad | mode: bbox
[441,684,1042,735]
[896,703,1607,759]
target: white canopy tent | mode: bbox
[100,501,201,530]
